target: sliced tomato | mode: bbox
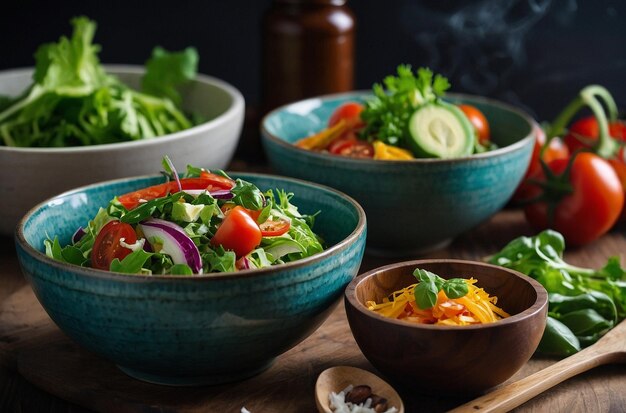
[118,177,234,210]
[221,203,262,222]
[328,102,365,129]
[329,139,374,158]
[199,170,236,189]
[92,221,137,270]
[259,217,290,236]
[211,206,262,257]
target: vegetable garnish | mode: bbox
[367,268,509,326]
[0,17,199,147]
[294,65,495,160]
[514,85,626,245]
[45,157,324,275]
[489,229,625,356]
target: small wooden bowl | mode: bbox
[344,259,548,396]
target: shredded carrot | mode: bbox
[366,278,510,326]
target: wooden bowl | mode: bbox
[344,259,548,396]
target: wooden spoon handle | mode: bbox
[448,347,613,413]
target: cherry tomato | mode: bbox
[512,126,570,203]
[220,203,262,222]
[524,152,624,246]
[92,221,137,270]
[328,102,365,129]
[259,217,291,236]
[458,104,490,145]
[118,177,234,210]
[329,139,374,158]
[211,206,262,257]
[564,116,626,153]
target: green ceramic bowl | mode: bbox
[15,173,366,386]
[261,92,535,256]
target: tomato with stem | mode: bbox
[211,206,262,257]
[512,126,570,203]
[524,152,624,246]
[563,116,626,153]
[92,221,137,270]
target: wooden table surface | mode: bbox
[1,193,625,412]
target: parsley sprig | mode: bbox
[413,268,469,309]
[360,65,450,146]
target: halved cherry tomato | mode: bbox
[92,221,137,270]
[259,217,290,236]
[512,126,570,203]
[211,206,262,257]
[458,104,490,145]
[524,152,624,246]
[329,139,374,158]
[118,177,234,211]
[328,102,365,129]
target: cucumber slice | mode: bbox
[408,102,474,158]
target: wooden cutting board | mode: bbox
[2,210,626,412]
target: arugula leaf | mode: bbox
[231,179,265,210]
[110,249,153,274]
[360,65,450,146]
[169,264,194,275]
[142,46,198,107]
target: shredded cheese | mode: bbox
[367,278,509,325]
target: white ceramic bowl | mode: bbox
[0,65,245,235]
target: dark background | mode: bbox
[1,0,624,122]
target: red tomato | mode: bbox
[211,206,262,257]
[524,152,624,246]
[564,116,626,153]
[221,203,262,222]
[458,104,490,145]
[92,221,137,270]
[118,177,234,210]
[328,102,365,129]
[329,139,374,158]
[259,217,290,236]
[199,171,237,188]
[512,126,570,202]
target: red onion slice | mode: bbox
[164,156,182,192]
[139,218,202,273]
[72,227,86,243]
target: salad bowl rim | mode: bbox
[16,172,367,283]
[261,90,536,165]
[0,65,245,154]
[345,258,548,331]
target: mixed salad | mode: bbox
[367,268,509,326]
[295,65,494,160]
[45,158,324,275]
[0,17,199,147]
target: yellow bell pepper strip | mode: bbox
[373,140,414,160]
[294,120,349,150]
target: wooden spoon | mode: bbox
[315,366,404,413]
[449,319,626,412]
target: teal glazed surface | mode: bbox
[15,173,366,385]
[261,92,535,255]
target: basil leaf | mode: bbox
[414,280,439,310]
[442,278,469,299]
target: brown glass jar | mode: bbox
[261,0,355,112]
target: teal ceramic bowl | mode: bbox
[261,92,535,256]
[15,173,366,386]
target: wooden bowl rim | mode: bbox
[345,258,548,331]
